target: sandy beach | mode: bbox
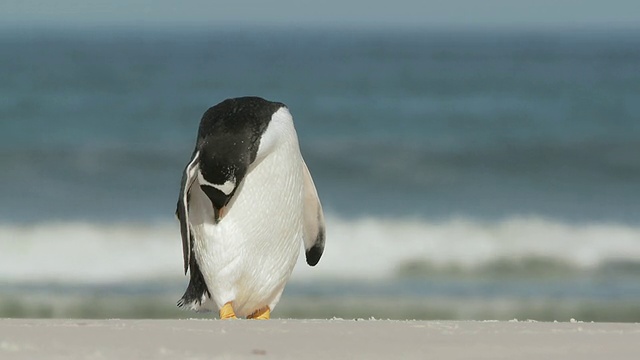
[0,319,638,359]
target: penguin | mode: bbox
[176,96,325,319]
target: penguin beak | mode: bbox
[216,206,228,223]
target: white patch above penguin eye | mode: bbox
[198,170,235,195]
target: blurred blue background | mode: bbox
[1,1,640,321]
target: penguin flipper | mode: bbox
[177,150,200,274]
[301,159,325,266]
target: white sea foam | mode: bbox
[1,215,640,283]
[294,216,640,280]
[0,221,183,283]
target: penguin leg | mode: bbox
[247,306,270,320]
[219,302,237,319]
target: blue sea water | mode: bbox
[1,27,640,320]
[2,28,639,223]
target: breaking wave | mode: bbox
[2,214,640,283]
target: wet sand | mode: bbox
[0,319,638,359]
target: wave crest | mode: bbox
[1,215,640,282]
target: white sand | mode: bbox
[0,319,638,359]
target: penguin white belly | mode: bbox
[189,143,304,318]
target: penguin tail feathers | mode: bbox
[177,257,213,312]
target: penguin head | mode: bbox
[193,96,288,213]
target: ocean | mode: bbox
[1,27,640,321]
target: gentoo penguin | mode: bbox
[176,96,325,319]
